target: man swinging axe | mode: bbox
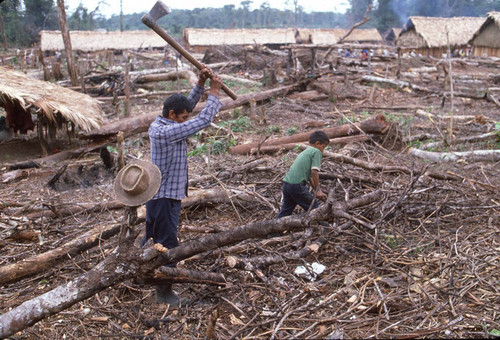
[135,1,230,306]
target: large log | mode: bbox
[80,81,311,139]
[134,70,197,86]
[0,190,382,337]
[246,135,369,155]
[229,114,389,155]
[408,148,500,163]
[0,223,122,285]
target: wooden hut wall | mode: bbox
[470,17,500,57]
[473,46,500,57]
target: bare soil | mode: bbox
[1,50,499,339]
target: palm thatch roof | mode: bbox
[183,28,383,47]
[183,28,297,46]
[396,16,485,48]
[40,30,167,52]
[385,28,402,41]
[0,66,103,132]
[333,28,383,43]
[469,11,500,48]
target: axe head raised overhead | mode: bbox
[144,1,171,23]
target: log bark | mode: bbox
[229,114,389,154]
[0,223,122,285]
[80,81,312,139]
[408,148,500,163]
[246,135,369,155]
[134,70,198,87]
[0,190,381,337]
[148,266,226,286]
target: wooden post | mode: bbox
[117,131,125,170]
[396,47,401,79]
[287,47,292,76]
[0,13,7,51]
[445,27,454,141]
[311,47,316,70]
[124,61,131,117]
[56,0,78,86]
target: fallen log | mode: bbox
[229,114,389,154]
[421,131,499,150]
[247,135,369,155]
[147,266,226,286]
[0,223,122,285]
[408,148,500,163]
[134,70,197,87]
[0,190,382,337]
[81,81,311,139]
[183,187,263,208]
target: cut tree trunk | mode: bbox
[80,81,312,139]
[0,190,382,337]
[147,266,226,286]
[408,148,500,163]
[0,223,122,285]
[56,0,78,86]
[134,70,198,87]
[245,135,369,155]
[229,114,389,154]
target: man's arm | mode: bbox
[187,65,213,108]
[151,74,224,143]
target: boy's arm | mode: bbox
[310,169,327,201]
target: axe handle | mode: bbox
[142,15,238,100]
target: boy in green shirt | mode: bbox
[277,130,330,218]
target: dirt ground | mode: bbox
[1,50,499,339]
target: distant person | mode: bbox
[277,131,329,218]
[144,65,223,306]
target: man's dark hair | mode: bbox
[162,94,193,118]
[309,130,329,144]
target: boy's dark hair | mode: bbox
[162,94,193,118]
[309,130,330,145]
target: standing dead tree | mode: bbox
[0,190,381,338]
[56,0,78,86]
[337,2,373,44]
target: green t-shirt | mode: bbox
[283,147,322,184]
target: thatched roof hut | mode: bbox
[469,11,500,57]
[183,28,383,52]
[40,30,167,52]
[0,66,103,133]
[183,28,297,52]
[385,28,402,42]
[396,16,485,57]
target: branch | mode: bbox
[338,3,373,44]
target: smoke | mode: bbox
[390,0,416,26]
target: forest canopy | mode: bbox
[0,0,499,47]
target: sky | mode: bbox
[65,0,350,18]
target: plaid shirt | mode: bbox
[149,85,222,200]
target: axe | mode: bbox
[142,1,238,100]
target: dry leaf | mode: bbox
[229,313,244,325]
[226,256,237,268]
[308,243,320,252]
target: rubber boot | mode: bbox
[155,283,186,307]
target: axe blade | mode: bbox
[146,1,171,23]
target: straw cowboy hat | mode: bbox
[114,160,161,206]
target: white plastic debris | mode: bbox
[294,262,326,281]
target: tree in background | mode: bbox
[345,0,373,26]
[24,0,55,44]
[372,0,400,33]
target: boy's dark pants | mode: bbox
[277,182,318,218]
[144,198,181,267]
